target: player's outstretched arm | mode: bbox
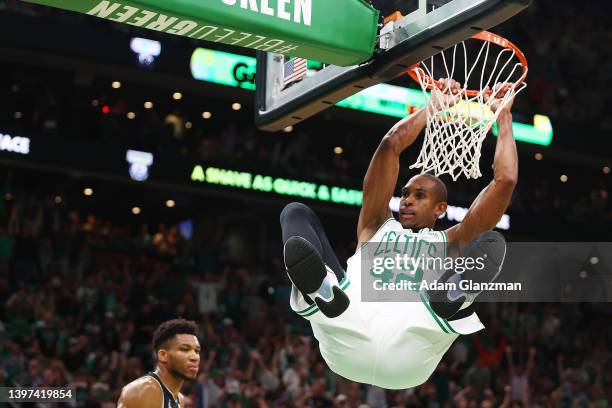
[446,83,518,246]
[357,108,427,244]
[357,79,461,244]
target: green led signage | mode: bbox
[191,165,362,206]
[189,165,511,228]
[336,83,426,117]
[190,48,553,146]
[492,114,553,146]
[191,48,257,90]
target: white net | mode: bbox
[409,34,527,180]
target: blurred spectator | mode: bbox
[0,1,611,406]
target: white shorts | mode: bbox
[290,261,484,389]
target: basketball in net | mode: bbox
[407,31,528,180]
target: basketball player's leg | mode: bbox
[280,202,349,318]
[429,231,506,320]
[280,202,345,279]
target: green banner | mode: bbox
[22,0,379,66]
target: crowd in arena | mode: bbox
[2,1,611,243]
[1,188,611,407]
[3,70,611,241]
[1,0,612,407]
[2,0,611,240]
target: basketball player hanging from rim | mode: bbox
[280,79,517,389]
[118,319,200,407]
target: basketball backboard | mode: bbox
[255,0,531,131]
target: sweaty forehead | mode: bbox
[404,176,435,191]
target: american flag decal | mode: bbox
[283,57,308,86]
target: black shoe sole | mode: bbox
[428,231,506,319]
[428,282,465,319]
[284,236,349,318]
[315,286,350,318]
[458,231,506,293]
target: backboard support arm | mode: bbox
[255,0,531,132]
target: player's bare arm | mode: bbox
[117,376,164,408]
[357,79,461,245]
[445,83,518,247]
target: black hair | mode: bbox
[152,319,198,352]
[420,173,448,203]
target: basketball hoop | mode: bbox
[407,31,528,180]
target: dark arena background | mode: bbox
[1,0,612,406]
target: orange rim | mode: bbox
[407,31,528,97]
